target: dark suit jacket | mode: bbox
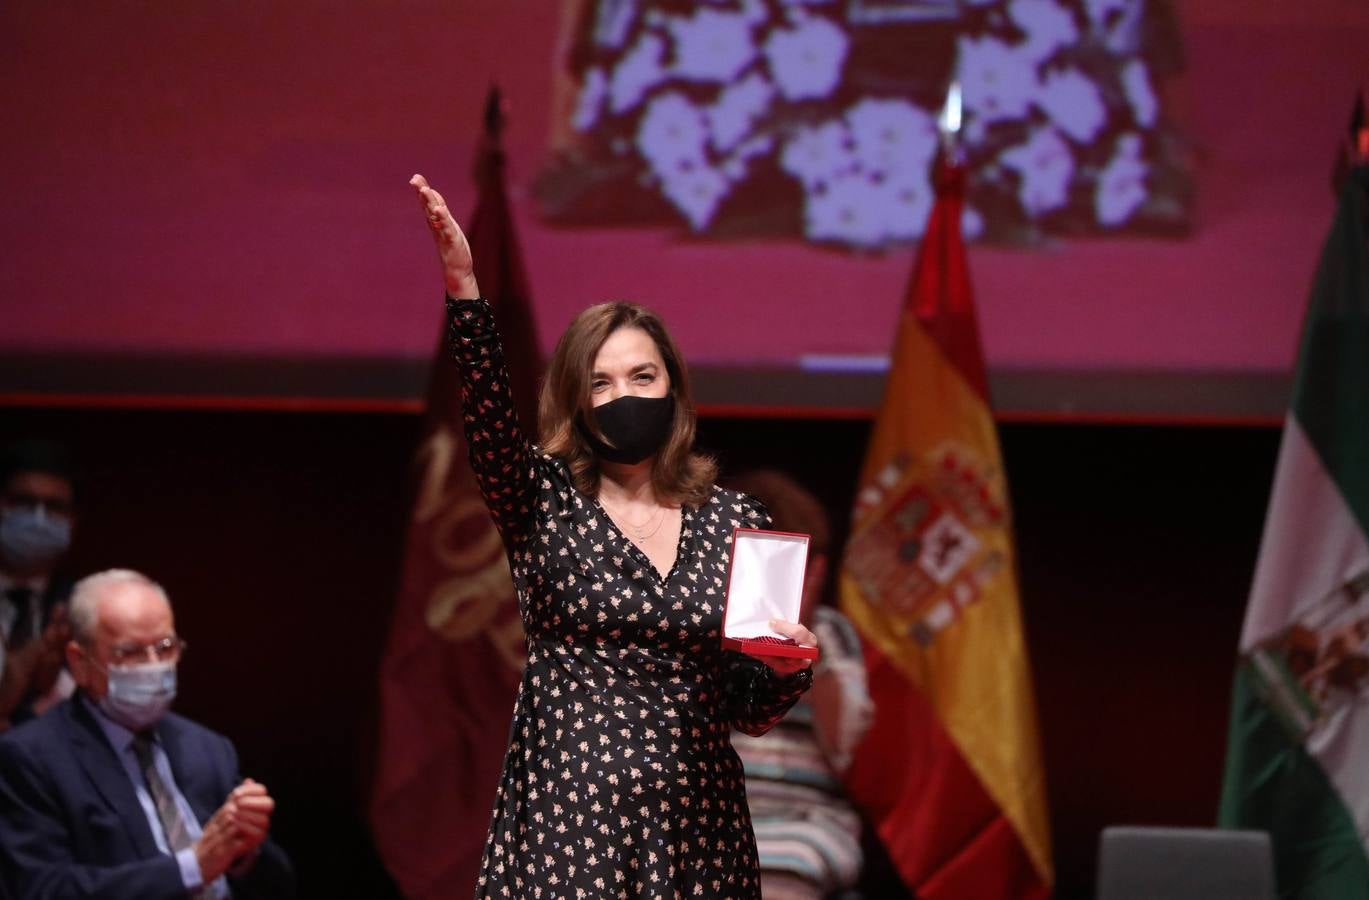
[0,698,294,899]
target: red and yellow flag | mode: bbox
[839,161,1052,898]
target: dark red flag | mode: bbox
[370,87,540,900]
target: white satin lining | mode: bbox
[724,530,809,639]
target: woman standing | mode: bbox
[410,174,818,899]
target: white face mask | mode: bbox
[0,506,72,571]
[98,660,177,731]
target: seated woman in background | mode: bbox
[725,470,875,900]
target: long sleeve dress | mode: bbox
[447,298,813,899]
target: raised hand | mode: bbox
[410,173,480,300]
[755,618,819,675]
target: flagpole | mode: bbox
[1332,89,1367,195]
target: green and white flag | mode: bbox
[1220,165,1369,898]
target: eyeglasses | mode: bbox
[106,637,187,666]
[2,490,74,518]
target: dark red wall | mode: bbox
[0,406,1277,898]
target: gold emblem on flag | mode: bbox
[1250,568,1369,742]
[846,442,1008,648]
[414,426,526,672]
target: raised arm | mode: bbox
[411,173,480,299]
[410,174,538,546]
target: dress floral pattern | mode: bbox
[447,297,812,899]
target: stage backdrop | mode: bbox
[1,1,1366,417]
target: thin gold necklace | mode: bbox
[601,497,667,541]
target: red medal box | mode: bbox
[721,527,819,661]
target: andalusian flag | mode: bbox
[1219,164,1369,896]
[839,160,1052,897]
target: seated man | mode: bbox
[0,569,294,899]
[727,470,875,900]
[0,439,79,728]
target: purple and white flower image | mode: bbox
[1084,0,1146,55]
[609,32,668,114]
[591,0,640,49]
[958,35,1039,124]
[572,67,609,133]
[1036,68,1108,143]
[846,99,939,179]
[783,102,937,245]
[780,120,855,191]
[636,92,710,178]
[659,163,732,230]
[708,73,776,152]
[962,205,987,240]
[667,8,757,83]
[804,171,889,245]
[1000,127,1075,215]
[1096,133,1149,226]
[763,13,850,101]
[721,133,775,181]
[1009,0,1080,64]
[539,0,1190,247]
[1120,59,1158,127]
[878,168,936,242]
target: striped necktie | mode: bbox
[131,733,195,853]
[132,734,213,897]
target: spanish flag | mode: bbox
[839,160,1052,897]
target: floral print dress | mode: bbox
[447,298,813,899]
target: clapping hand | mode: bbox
[31,604,70,695]
[195,778,276,883]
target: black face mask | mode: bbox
[577,395,675,465]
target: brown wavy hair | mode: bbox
[538,302,716,507]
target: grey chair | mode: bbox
[1096,826,1276,900]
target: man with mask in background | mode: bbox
[0,440,78,730]
[0,569,295,899]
